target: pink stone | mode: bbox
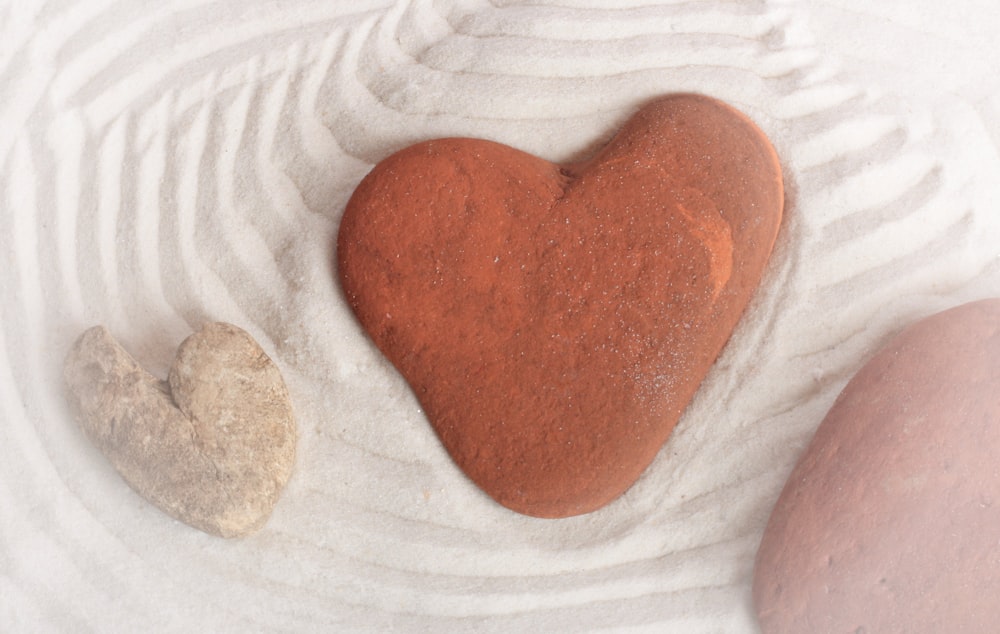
[754,299,1000,633]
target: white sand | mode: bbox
[3,0,999,631]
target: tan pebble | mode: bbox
[63,323,297,538]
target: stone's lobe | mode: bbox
[64,323,297,538]
[338,94,783,518]
[753,299,1000,634]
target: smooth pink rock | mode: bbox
[754,298,1000,633]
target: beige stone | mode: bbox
[64,323,296,538]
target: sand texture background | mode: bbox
[3,0,1000,631]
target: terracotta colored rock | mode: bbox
[753,299,1000,633]
[338,94,783,517]
[64,323,297,538]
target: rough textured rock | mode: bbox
[64,323,297,538]
[338,94,783,517]
[753,298,1000,633]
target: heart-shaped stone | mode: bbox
[64,323,297,537]
[338,94,783,517]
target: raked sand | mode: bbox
[3,1,1000,631]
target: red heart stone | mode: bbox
[337,94,783,517]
